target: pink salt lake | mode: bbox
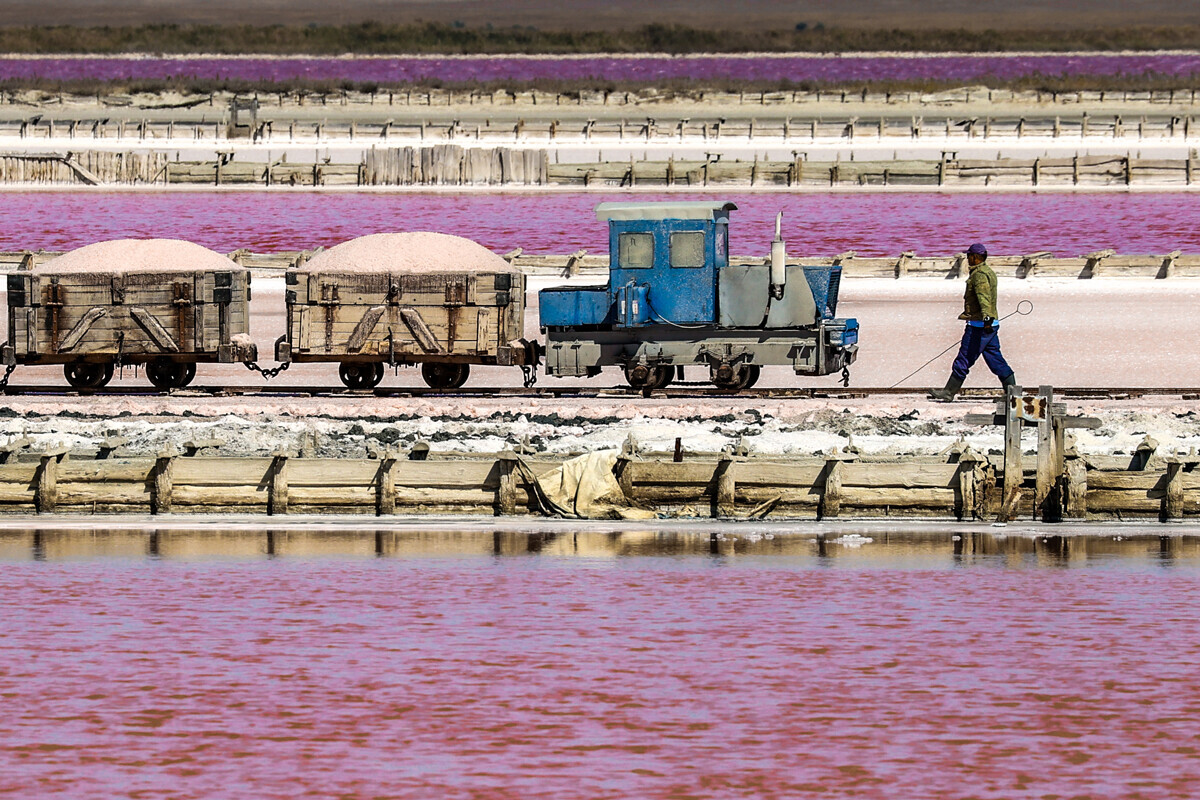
[1,525,1199,799]
[2,191,1198,256]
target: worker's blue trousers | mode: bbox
[951,325,1013,381]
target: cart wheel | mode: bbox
[180,363,197,388]
[146,359,192,391]
[339,362,383,390]
[64,362,112,390]
[712,364,759,391]
[651,365,674,390]
[623,363,652,390]
[421,363,470,390]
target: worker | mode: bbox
[930,243,1016,401]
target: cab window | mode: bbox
[618,233,654,268]
[669,232,706,268]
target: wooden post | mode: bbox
[152,448,176,513]
[497,451,518,515]
[35,451,65,513]
[377,451,396,516]
[268,452,289,515]
[820,459,842,519]
[1064,459,1088,518]
[714,457,735,518]
[1164,459,1184,522]
[956,451,985,520]
[1035,385,1057,521]
[1000,384,1024,521]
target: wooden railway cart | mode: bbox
[2,240,256,390]
[276,232,538,389]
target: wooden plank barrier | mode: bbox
[0,444,1187,521]
[5,249,1200,280]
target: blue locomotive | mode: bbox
[539,201,858,389]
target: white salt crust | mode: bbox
[298,232,516,275]
[35,238,242,275]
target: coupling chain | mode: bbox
[520,364,538,389]
[0,362,15,390]
[244,361,292,380]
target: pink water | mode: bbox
[2,191,1198,255]
[2,528,1199,799]
[2,54,1199,84]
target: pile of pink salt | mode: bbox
[298,232,516,275]
[34,239,242,275]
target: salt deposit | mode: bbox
[298,232,516,275]
[35,239,241,275]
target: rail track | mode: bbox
[0,384,1194,400]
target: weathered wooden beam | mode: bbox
[268,452,289,515]
[497,451,519,515]
[714,456,736,518]
[152,447,176,513]
[819,459,843,519]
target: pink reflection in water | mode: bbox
[2,191,1199,256]
[1,559,1199,798]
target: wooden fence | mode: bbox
[0,147,1197,188]
[3,248,1199,280]
[0,111,1196,146]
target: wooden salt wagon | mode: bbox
[3,239,256,390]
[277,232,537,389]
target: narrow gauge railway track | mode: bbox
[0,384,1195,401]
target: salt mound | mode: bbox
[299,232,514,274]
[38,239,241,275]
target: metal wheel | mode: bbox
[712,364,760,391]
[146,359,192,391]
[421,363,470,390]
[64,362,113,390]
[623,362,653,390]
[339,362,384,390]
[650,365,674,390]
[180,363,197,388]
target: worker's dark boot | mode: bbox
[929,375,964,402]
[1000,372,1017,391]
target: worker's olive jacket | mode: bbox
[959,260,998,321]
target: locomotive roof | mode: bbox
[594,201,737,222]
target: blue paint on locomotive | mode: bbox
[539,201,850,330]
[537,200,859,384]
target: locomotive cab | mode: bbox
[540,201,859,390]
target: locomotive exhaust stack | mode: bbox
[770,212,786,301]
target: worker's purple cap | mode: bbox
[967,243,988,257]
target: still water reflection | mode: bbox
[1,524,1199,566]
[2,524,1199,799]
